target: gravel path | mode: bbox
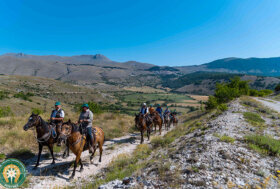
[23,125,174,189]
[254,98,280,112]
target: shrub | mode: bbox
[275,84,280,92]
[217,103,228,112]
[0,106,12,117]
[31,108,44,115]
[205,96,218,110]
[0,91,9,100]
[74,102,103,114]
[14,92,34,101]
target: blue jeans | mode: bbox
[86,127,93,145]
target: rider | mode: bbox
[156,104,163,121]
[78,103,94,153]
[149,104,155,114]
[164,106,171,116]
[50,101,65,126]
[140,103,149,115]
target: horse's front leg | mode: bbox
[70,153,81,179]
[63,141,70,158]
[47,144,56,164]
[140,131,144,144]
[34,144,43,169]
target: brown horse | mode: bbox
[57,120,105,179]
[135,113,152,144]
[150,112,163,135]
[23,113,58,168]
[171,113,178,126]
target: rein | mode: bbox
[32,116,52,143]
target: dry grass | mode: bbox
[190,95,209,101]
[123,86,167,93]
[0,112,134,154]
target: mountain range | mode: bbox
[0,53,280,94]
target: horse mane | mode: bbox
[70,122,80,132]
[38,116,48,127]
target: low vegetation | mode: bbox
[243,112,265,127]
[206,77,273,110]
[14,91,34,101]
[245,135,280,156]
[214,133,235,143]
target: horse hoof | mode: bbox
[69,175,74,180]
[99,159,101,163]
[80,168,84,172]
[51,161,56,165]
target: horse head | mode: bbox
[57,119,72,146]
[23,113,40,131]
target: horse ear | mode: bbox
[135,113,137,116]
[68,119,71,123]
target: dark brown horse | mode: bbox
[57,120,105,179]
[135,113,152,144]
[171,113,178,126]
[150,112,163,135]
[23,113,58,169]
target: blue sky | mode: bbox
[1,0,280,66]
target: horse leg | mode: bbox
[98,141,103,162]
[90,147,97,163]
[63,140,70,158]
[147,128,150,141]
[70,154,81,179]
[79,159,84,172]
[141,131,144,144]
[34,144,43,169]
[47,144,56,164]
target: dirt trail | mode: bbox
[23,125,174,189]
[254,97,280,113]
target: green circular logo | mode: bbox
[0,159,27,188]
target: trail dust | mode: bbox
[20,124,176,189]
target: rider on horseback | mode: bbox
[50,101,65,125]
[140,103,149,115]
[78,103,94,153]
[164,106,171,117]
[50,101,65,137]
[156,104,163,122]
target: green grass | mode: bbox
[243,112,265,126]
[0,153,6,161]
[245,135,280,156]
[214,134,235,143]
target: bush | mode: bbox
[75,102,103,114]
[0,91,9,100]
[275,84,280,92]
[31,108,44,115]
[217,103,228,112]
[14,92,34,101]
[0,106,12,117]
[205,96,218,110]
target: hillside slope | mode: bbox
[99,97,280,188]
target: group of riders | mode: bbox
[50,101,95,153]
[139,102,177,123]
[49,101,177,152]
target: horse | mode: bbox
[150,112,163,135]
[23,113,60,169]
[164,113,171,131]
[57,120,105,179]
[171,113,178,127]
[135,113,152,144]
